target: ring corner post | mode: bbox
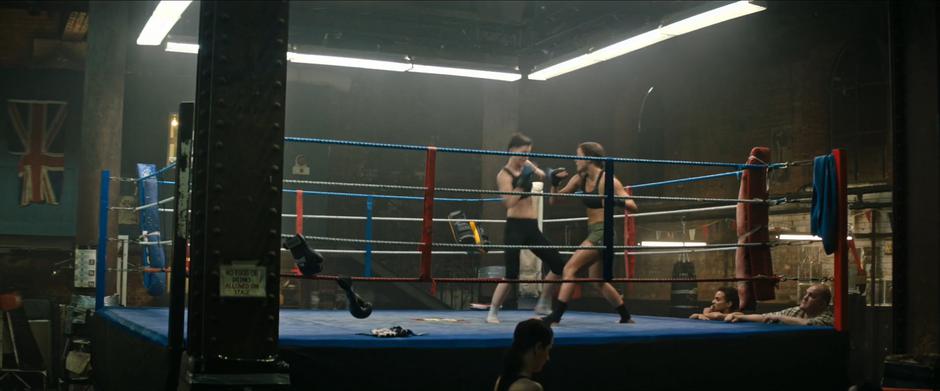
[603,159,615,282]
[295,189,304,237]
[419,147,437,282]
[96,169,110,311]
[832,149,848,332]
[365,196,374,277]
[623,186,637,296]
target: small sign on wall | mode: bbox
[118,195,138,225]
[220,261,266,298]
[292,154,310,176]
[74,249,96,288]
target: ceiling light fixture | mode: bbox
[287,52,521,82]
[408,64,521,82]
[137,1,192,46]
[528,1,765,80]
[162,42,522,82]
[778,234,854,241]
[165,41,199,54]
[286,51,412,72]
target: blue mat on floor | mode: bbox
[97,307,832,349]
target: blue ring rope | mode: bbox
[156,170,743,193]
[629,170,744,190]
[285,136,783,170]
[289,189,502,203]
[136,162,177,182]
[156,170,743,191]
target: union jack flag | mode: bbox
[7,100,67,206]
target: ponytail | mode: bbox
[497,345,525,391]
[497,319,553,391]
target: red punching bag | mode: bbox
[736,147,774,310]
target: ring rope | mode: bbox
[135,162,177,182]
[127,192,779,215]
[109,196,177,211]
[285,179,426,192]
[109,237,173,245]
[109,240,748,258]
[281,246,740,257]
[542,204,740,223]
[628,170,744,190]
[284,136,786,170]
[118,142,812,189]
[629,204,738,218]
[114,268,827,283]
[280,273,785,284]
[309,249,505,255]
[290,234,424,247]
[285,179,603,200]
[282,213,507,224]
[289,234,771,251]
[174,176,784,204]
[780,159,815,167]
[116,177,781,206]
[290,189,503,203]
[288,180,779,205]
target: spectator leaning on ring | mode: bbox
[689,287,740,321]
[724,284,833,326]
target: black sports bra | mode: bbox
[501,167,519,182]
[496,374,531,391]
[581,172,603,209]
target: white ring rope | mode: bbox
[157,204,739,224]
[542,204,739,223]
[281,213,507,224]
[287,179,597,200]
[287,234,770,251]
[283,178,775,205]
[109,237,173,245]
[110,196,176,211]
[280,248,505,255]
[278,246,740,257]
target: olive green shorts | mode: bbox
[585,223,605,246]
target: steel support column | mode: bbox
[182,1,290,388]
[168,102,194,391]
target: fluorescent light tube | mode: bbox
[778,234,854,241]
[407,64,521,82]
[286,52,412,72]
[529,30,669,80]
[137,1,192,46]
[639,241,708,247]
[527,56,596,81]
[660,1,766,37]
[779,234,820,241]
[159,45,521,81]
[529,1,765,80]
[165,41,199,54]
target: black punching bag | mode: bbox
[670,260,698,317]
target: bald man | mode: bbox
[724,284,833,326]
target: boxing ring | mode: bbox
[91,136,850,390]
[93,308,845,390]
